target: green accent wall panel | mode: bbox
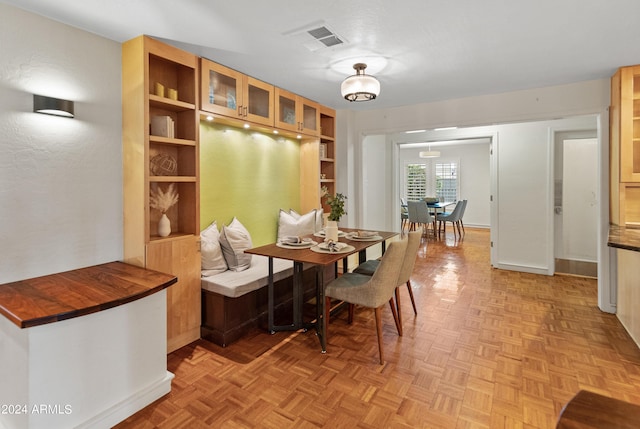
[200,122,301,246]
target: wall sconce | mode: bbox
[33,94,74,118]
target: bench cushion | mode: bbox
[201,255,293,298]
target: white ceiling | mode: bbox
[4,0,640,111]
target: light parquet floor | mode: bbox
[115,228,640,429]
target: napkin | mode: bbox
[281,236,311,244]
[325,240,348,252]
[355,230,378,238]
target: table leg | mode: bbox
[316,265,326,353]
[293,261,305,330]
[268,257,275,334]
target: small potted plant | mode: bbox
[322,187,347,241]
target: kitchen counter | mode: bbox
[608,224,640,252]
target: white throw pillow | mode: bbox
[315,208,324,232]
[278,209,316,241]
[200,221,228,276]
[219,217,253,272]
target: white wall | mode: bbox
[0,4,123,283]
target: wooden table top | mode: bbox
[246,228,398,265]
[0,261,177,328]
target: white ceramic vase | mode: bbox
[158,213,171,237]
[325,220,339,242]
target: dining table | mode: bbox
[245,227,398,352]
[427,201,455,219]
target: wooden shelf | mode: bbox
[150,136,196,146]
[149,94,196,111]
[149,176,197,182]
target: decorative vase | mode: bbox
[158,213,171,237]
[325,220,339,242]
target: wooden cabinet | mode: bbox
[147,236,200,353]
[275,88,320,136]
[299,106,336,213]
[200,58,274,127]
[122,35,201,353]
[611,65,640,226]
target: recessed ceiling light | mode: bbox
[243,123,250,129]
[405,129,426,134]
[206,115,213,121]
[434,127,458,131]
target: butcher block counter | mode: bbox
[608,225,640,349]
[0,261,177,429]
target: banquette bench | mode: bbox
[200,210,329,347]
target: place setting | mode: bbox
[310,239,355,254]
[276,236,317,249]
[344,230,383,241]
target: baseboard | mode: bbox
[493,263,550,276]
[76,371,174,429]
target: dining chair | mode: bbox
[400,198,409,231]
[458,199,468,234]
[324,239,408,364]
[408,201,436,237]
[437,200,465,238]
[352,231,422,334]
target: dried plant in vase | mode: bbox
[149,183,179,237]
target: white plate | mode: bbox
[346,234,383,241]
[314,230,346,238]
[310,244,355,254]
[276,240,317,249]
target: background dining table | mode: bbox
[245,228,398,352]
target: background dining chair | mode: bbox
[400,198,409,231]
[353,231,422,334]
[458,199,468,235]
[324,239,408,364]
[408,201,436,237]
[437,200,464,238]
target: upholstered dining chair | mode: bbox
[458,199,468,234]
[324,239,408,364]
[408,201,436,237]
[353,231,422,335]
[400,198,409,231]
[437,200,465,238]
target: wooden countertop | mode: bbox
[0,261,177,328]
[608,225,640,252]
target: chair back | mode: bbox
[368,239,409,308]
[414,201,434,223]
[407,201,420,222]
[397,231,422,286]
[459,199,468,219]
[447,200,465,221]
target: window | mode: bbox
[406,164,427,201]
[403,160,459,202]
[435,162,458,202]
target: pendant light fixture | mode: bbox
[419,144,440,158]
[341,63,380,102]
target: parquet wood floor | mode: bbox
[115,228,640,429]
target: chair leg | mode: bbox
[406,280,417,315]
[348,303,355,324]
[374,307,384,364]
[325,297,331,326]
[390,291,402,336]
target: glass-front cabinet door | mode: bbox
[200,58,243,119]
[244,76,274,127]
[200,58,274,127]
[275,88,319,136]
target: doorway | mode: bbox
[554,132,598,277]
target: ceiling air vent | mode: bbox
[283,22,347,52]
[308,26,344,48]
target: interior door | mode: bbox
[554,133,598,276]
